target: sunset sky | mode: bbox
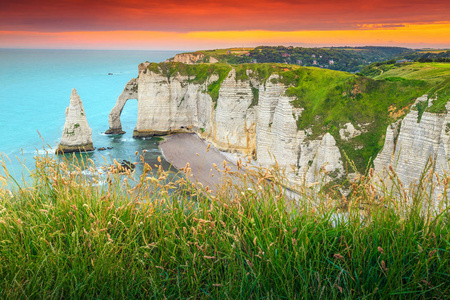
[1,0,449,50]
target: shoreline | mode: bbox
[159,133,241,191]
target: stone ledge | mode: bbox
[55,143,94,154]
[105,128,126,135]
[132,128,192,138]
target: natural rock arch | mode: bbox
[105,78,138,134]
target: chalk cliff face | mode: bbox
[374,100,450,189]
[167,53,205,64]
[57,89,94,154]
[167,53,219,64]
[107,66,346,186]
[254,76,344,185]
[107,62,450,192]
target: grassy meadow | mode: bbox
[0,153,449,299]
[368,62,450,113]
[371,62,450,84]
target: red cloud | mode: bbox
[1,0,448,32]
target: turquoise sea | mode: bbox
[0,49,180,182]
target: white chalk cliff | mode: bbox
[107,62,450,194]
[374,99,450,191]
[57,89,94,153]
[107,65,345,187]
[166,53,202,64]
[166,53,219,64]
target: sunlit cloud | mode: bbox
[1,22,449,50]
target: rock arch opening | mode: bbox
[105,78,138,134]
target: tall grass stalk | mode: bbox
[0,153,449,299]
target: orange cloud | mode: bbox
[1,23,449,50]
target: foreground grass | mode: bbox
[0,155,449,299]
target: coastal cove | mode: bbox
[0,49,180,181]
[4,48,450,204]
[103,59,450,208]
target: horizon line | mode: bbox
[1,45,450,51]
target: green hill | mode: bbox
[361,62,450,113]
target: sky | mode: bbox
[1,0,449,50]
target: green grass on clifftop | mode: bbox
[281,67,431,172]
[361,62,450,113]
[146,62,232,104]
[370,62,450,84]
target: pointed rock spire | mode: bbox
[56,88,94,154]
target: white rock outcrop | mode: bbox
[105,78,138,134]
[339,122,361,141]
[209,57,219,63]
[57,89,94,153]
[167,53,205,64]
[374,103,450,192]
[107,65,346,187]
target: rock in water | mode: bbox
[56,89,94,154]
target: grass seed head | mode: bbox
[334,254,343,260]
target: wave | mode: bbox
[81,167,105,176]
[120,138,136,143]
[20,148,56,155]
[144,148,160,153]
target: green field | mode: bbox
[194,47,254,56]
[362,62,450,113]
[372,62,450,84]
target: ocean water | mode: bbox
[0,49,180,182]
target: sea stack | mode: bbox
[56,89,94,154]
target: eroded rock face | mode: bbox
[56,89,94,154]
[373,121,401,174]
[105,78,138,134]
[107,66,346,188]
[209,57,219,63]
[374,105,450,191]
[168,53,205,64]
[213,69,257,154]
[132,70,215,137]
[339,122,361,141]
